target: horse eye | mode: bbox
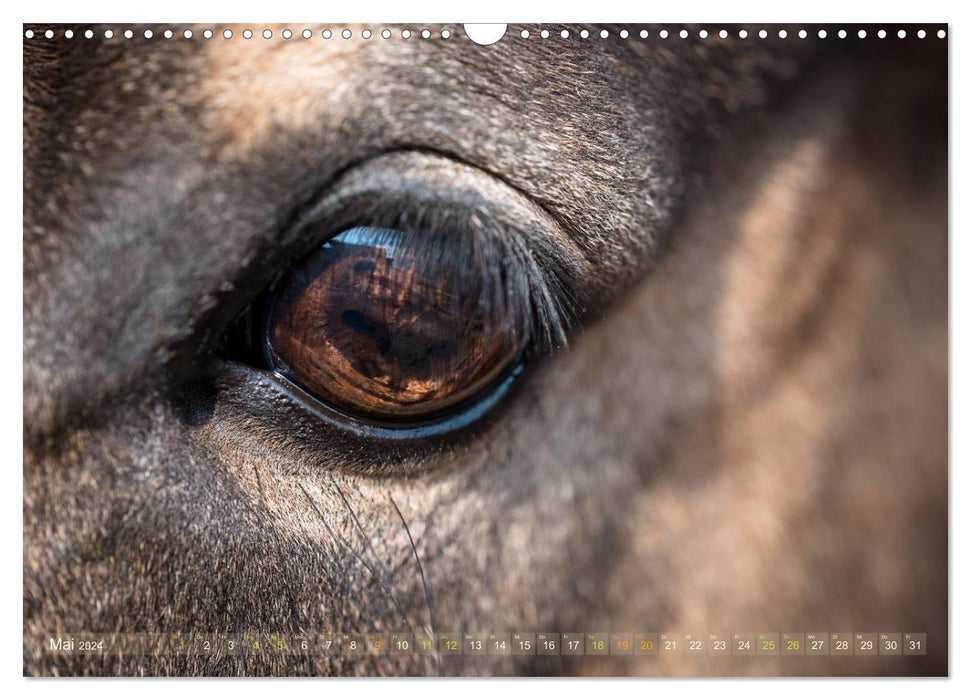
[263,226,526,424]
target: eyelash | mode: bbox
[308,206,584,355]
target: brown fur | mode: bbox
[23,24,947,675]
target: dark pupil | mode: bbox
[266,227,521,421]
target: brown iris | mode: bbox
[266,227,524,423]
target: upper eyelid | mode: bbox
[277,150,596,347]
[289,148,589,268]
[366,145,591,259]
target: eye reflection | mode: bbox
[265,227,525,423]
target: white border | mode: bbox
[5,0,963,697]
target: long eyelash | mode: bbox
[310,198,590,360]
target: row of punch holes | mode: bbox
[25,26,948,41]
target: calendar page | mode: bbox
[22,21,949,678]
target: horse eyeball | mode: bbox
[266,227,524,423]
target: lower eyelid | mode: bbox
[205,361,527,477]
[270,361,526,440]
